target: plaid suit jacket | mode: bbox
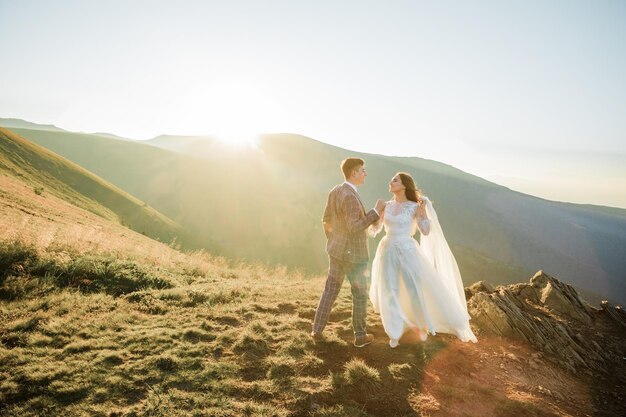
[323,183,380,264]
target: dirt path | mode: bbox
[303,287,597,417]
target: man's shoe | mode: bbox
[310,331,323,341]
[353,333,374,348]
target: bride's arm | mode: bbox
[368,210,384,237]
[416,199,431,235]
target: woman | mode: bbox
[369,172,477,347]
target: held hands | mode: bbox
[375,199,387,214]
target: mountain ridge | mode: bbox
[0,117,67,132]
[2,119,625,304]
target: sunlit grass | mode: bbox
[0,237,326,416]
[0,214,598,416]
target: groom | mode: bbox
[311,157,386,347]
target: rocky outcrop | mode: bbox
[600,300,626,328]
[466,271,626,375]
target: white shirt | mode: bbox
[343,180,358,193]
[343,181,379,216]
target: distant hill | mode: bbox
[0,117,67,132]
[0,118,135,142]
[91,132,134,141]
[3,119,625,304]
[0,127,190,246]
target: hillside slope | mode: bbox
[0,128,188,246]
[4,127,526,283]
[4,123,626,303]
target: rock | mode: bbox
[529,359,540,370]
[517,285,540,303]
[469,280,496,294]
[532,272,591,323]
[601,301,626,328]
[468,270,626,375]
[467,292,516,337]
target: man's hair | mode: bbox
[341,157,365,180]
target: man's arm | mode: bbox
[343,193,380,233]
[322,190,333,237]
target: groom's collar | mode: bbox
[342,181,358,193]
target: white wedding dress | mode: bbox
[369,197,477,343]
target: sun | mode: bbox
[194,78,281,149]
[214,131,259,148]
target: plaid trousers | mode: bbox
[312,256,369,338]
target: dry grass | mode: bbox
[0,238,322,416]
[0,234,598,416]
[0,172,608,416]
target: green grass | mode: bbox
[387,363,412,380]
[0,240,175,299]
[338,358,382,395]
[2,235,598,417]
[0,238,444,416]
[0,240,306,415]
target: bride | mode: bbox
[369,172,477,347]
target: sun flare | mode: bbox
[192,78,280,149]
[214,131,259,148]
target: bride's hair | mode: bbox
[397,172,422,203]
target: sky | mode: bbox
[1,0,625,208]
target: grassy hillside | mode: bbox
[5,124,626,303]
[0,128,530,283]
[0,128,190,247]
[0,186,601,417]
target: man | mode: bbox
[311,157,386,347]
